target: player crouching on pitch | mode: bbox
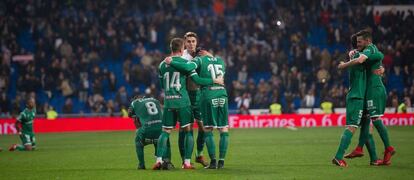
[128,96,174,170]
[9,97,37,151]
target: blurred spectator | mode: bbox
[317,68,330,84]
[62,99,73,114]
[106,100,116,116]
[1,0,413,114]
[398,97,411,113]
[391,93,400,113]
[269,101,282,115]
[321,97,334,114]
[388,66,404,95]
[0,72,9,91]
[88,94,106,113]
[11,95,22,116]
[59,73,74,97]
[123,58,132,83]
[59,39,73,60]
[120,105,129,118]
[92,79,103,95]
[237,65,248,84]
[41,103,50,116]
[235,92,251,115]
[115,86,129,108]
[303,90,316,108]
[108,72,117,92]
[46,106,58,120]
[0,92,10,115]
[79,73,89,102]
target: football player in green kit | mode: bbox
[339,30,395,166]
[128,96,173,170]
[166,48,229,169]
[9,97,37,151]
[153,38,223,170]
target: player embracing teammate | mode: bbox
[166,46,229,169]
[152,37,225,170]
[333,29,395,167]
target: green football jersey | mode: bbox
[193,56,227,97]
[347,53,366,99]
[361,43,385,88]
[17,108,36,135]
[130,97,162,132]
[158,56,192,108]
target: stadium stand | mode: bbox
[0,0,413,116]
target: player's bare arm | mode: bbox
[198,50,214,57]
[338,54,367,69]
[15,121,22,134]
[134,117,142,129]
[373,66,385,76]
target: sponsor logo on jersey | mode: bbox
[165,95,182,99]
[212,98,226,107]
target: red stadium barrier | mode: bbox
[0,114,413,134]
[0,117,135,135]
[228,114,414,128]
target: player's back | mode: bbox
[195,56,227,98]
[363,44,385,88]
[131,97,162,132]
[158,56,191,108]
[347,53,366,99]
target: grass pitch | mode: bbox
[1,127,413,179]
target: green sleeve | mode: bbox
[361,46,381,62]
[194,57,202,69]
[189,71,214,85]
[158,67,164,89]
[170,60,197,73]
[128,102,136,118]
[158,76,163,89]
[368,51,384,63]
[17,112,25,122]
[219,57,226,76]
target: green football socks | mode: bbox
[163,139,172,161]
[135,142,145,167]
[219,132,229,160]
[178,130,185,161]
[156,131,170,158]
[373,120,391,148]
[335,128,353,160]
[196,129,205,157]
[365,134,378,161]
[358,118,370,147]
[204,131,216,160]
[184,131,194,160]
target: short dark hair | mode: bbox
[350,34,357,49]
[26,97,35,103]
[356,29,372,40]
[184,32,198,40]
[130,95,141,102]
[170,38,184,53]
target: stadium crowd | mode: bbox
[0,0,413,116]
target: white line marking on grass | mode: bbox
[286,126,298,131]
